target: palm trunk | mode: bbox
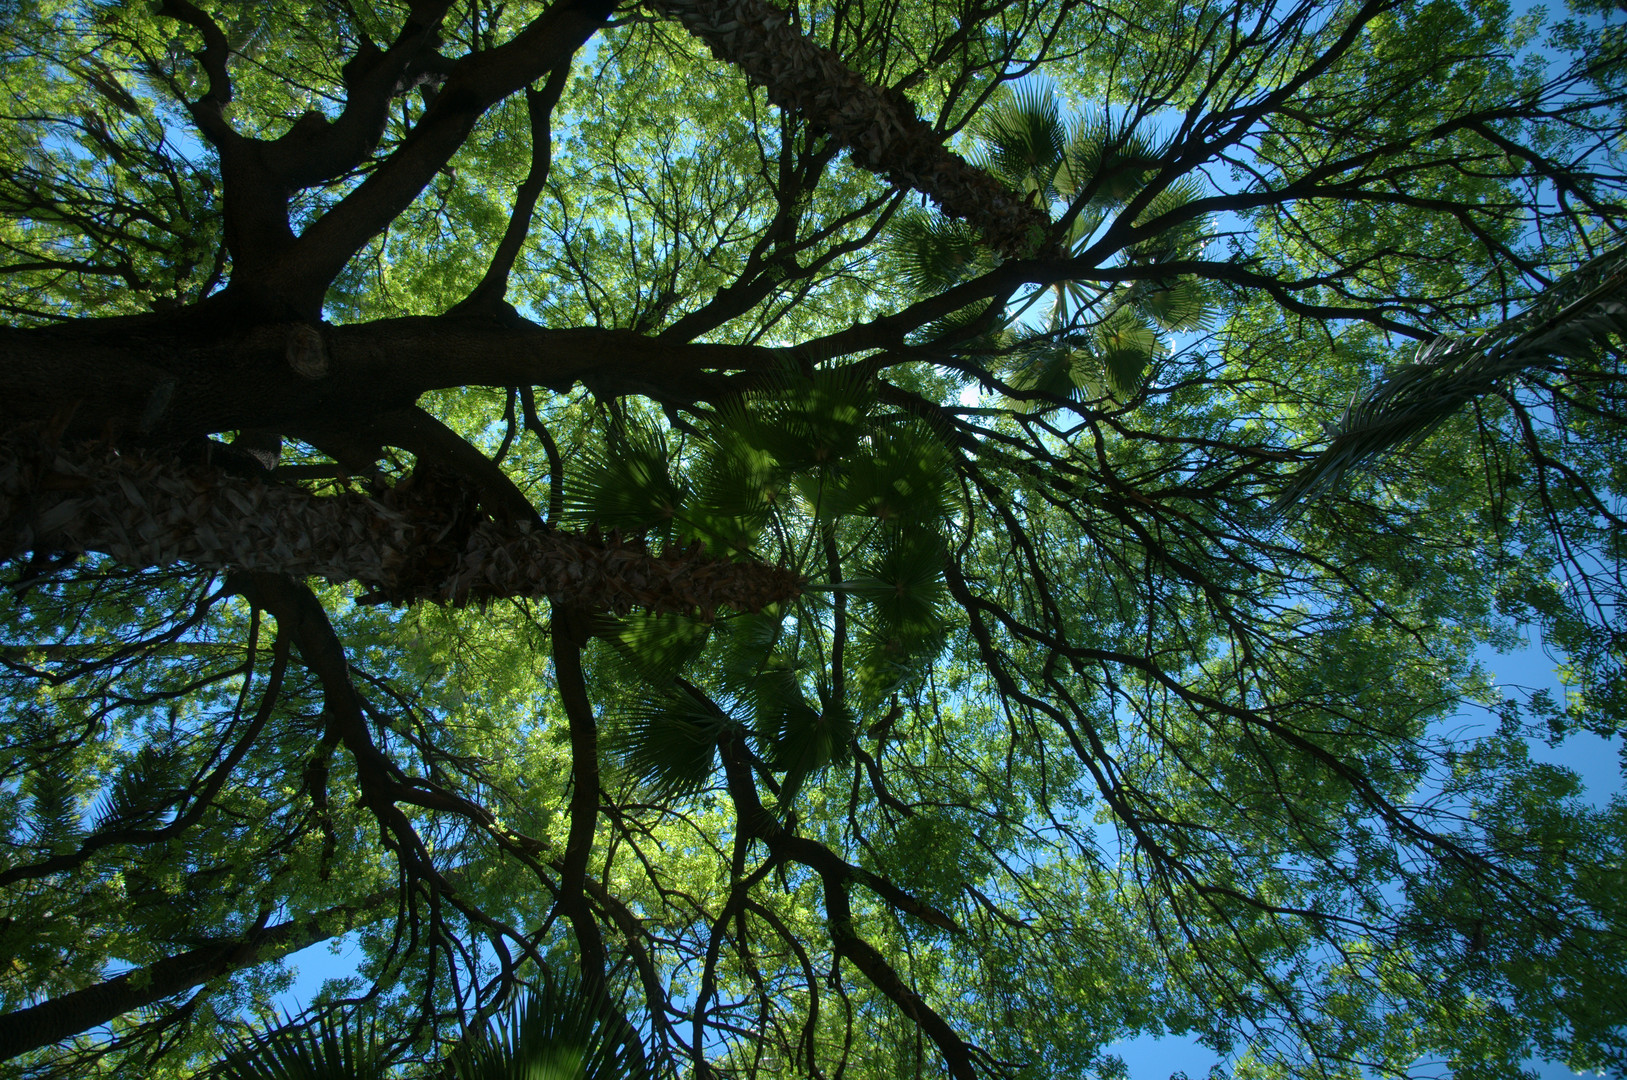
[1,433,801,616]
[1273,244,1627,513]
[651,0,1048,256]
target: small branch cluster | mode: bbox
[648,0,1048,256]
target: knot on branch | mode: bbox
[285,323,329,379]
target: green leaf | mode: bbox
[25,762,81,854]
[721,366,876,474]
[1062,118,1164,203]
[218,1012,387,1080]
[752,670,854,805]
[93,743,180,831]
[603,684,733,801]
[563,419,687,539]
[887,211,994,296]
[842,528,950,636]
[819,424,956,523]
[977,82,1067,199]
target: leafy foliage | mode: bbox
[0,0,1624,1079]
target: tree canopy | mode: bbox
[0,0,1624,1076]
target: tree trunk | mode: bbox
[0,431,801,616]
[650,0,1049,256]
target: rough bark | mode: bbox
[649,0,1050,256]
[0,430,802,615]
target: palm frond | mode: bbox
[1273,245,1627,515]
[563,418,687,540]
[839,528,950,636]
[886,211,994,296]
[1061,118,1163,204]
[603,683,734,802]
[717,365,874,474]
[447,977,647,1080]
[818,425,956,524]
[683,426,780,551]
[93,744,180,831]
[752,669,853,805]
[217,1012,386,1080]
[1091,307,1163,399]
[1126,175,1211,263]
[601,611,712,684]
[24,763,80,853]
[1002,341,1080,408]
[1133,275,1214,332]
[976,82,1067,199]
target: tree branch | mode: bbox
[453,66,573,317]
[0,891,392,1063]
[263,0,615,310]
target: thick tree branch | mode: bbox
[0,315,787,441]
[265,3,457,191]
[550,606,612,989]
[0,892,391,1063]
[265,0,615,310]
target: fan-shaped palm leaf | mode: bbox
[1093,307,1163,398]
[886,211,994,297]
[1126,175,1211,263]
[1003,341,1080,408]
[1061,118,1163,204]
[840,528,950,636]
[752,668,854,805]
[603,683,734,802]
[1133,275,1213,332]
[563,419,687,540]
[217,1012,386,1080]
[601,611,712,684]
[445,974,648,1080]
[820,425,956,523]
[718,365,875,473]
[976,82,1067,200]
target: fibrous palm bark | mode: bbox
[0,431,801,616]
[649,0,1050,256]
[1275,245,1627,512]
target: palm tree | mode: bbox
[0,430,801,616]
[1272,244,1627,513]
[645,0,1049,256]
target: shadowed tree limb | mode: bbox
[0,891,393,1064]
[453,66,574,318]
[264,0,617,311]
[550,606,613,992]
[0,431,802,615]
